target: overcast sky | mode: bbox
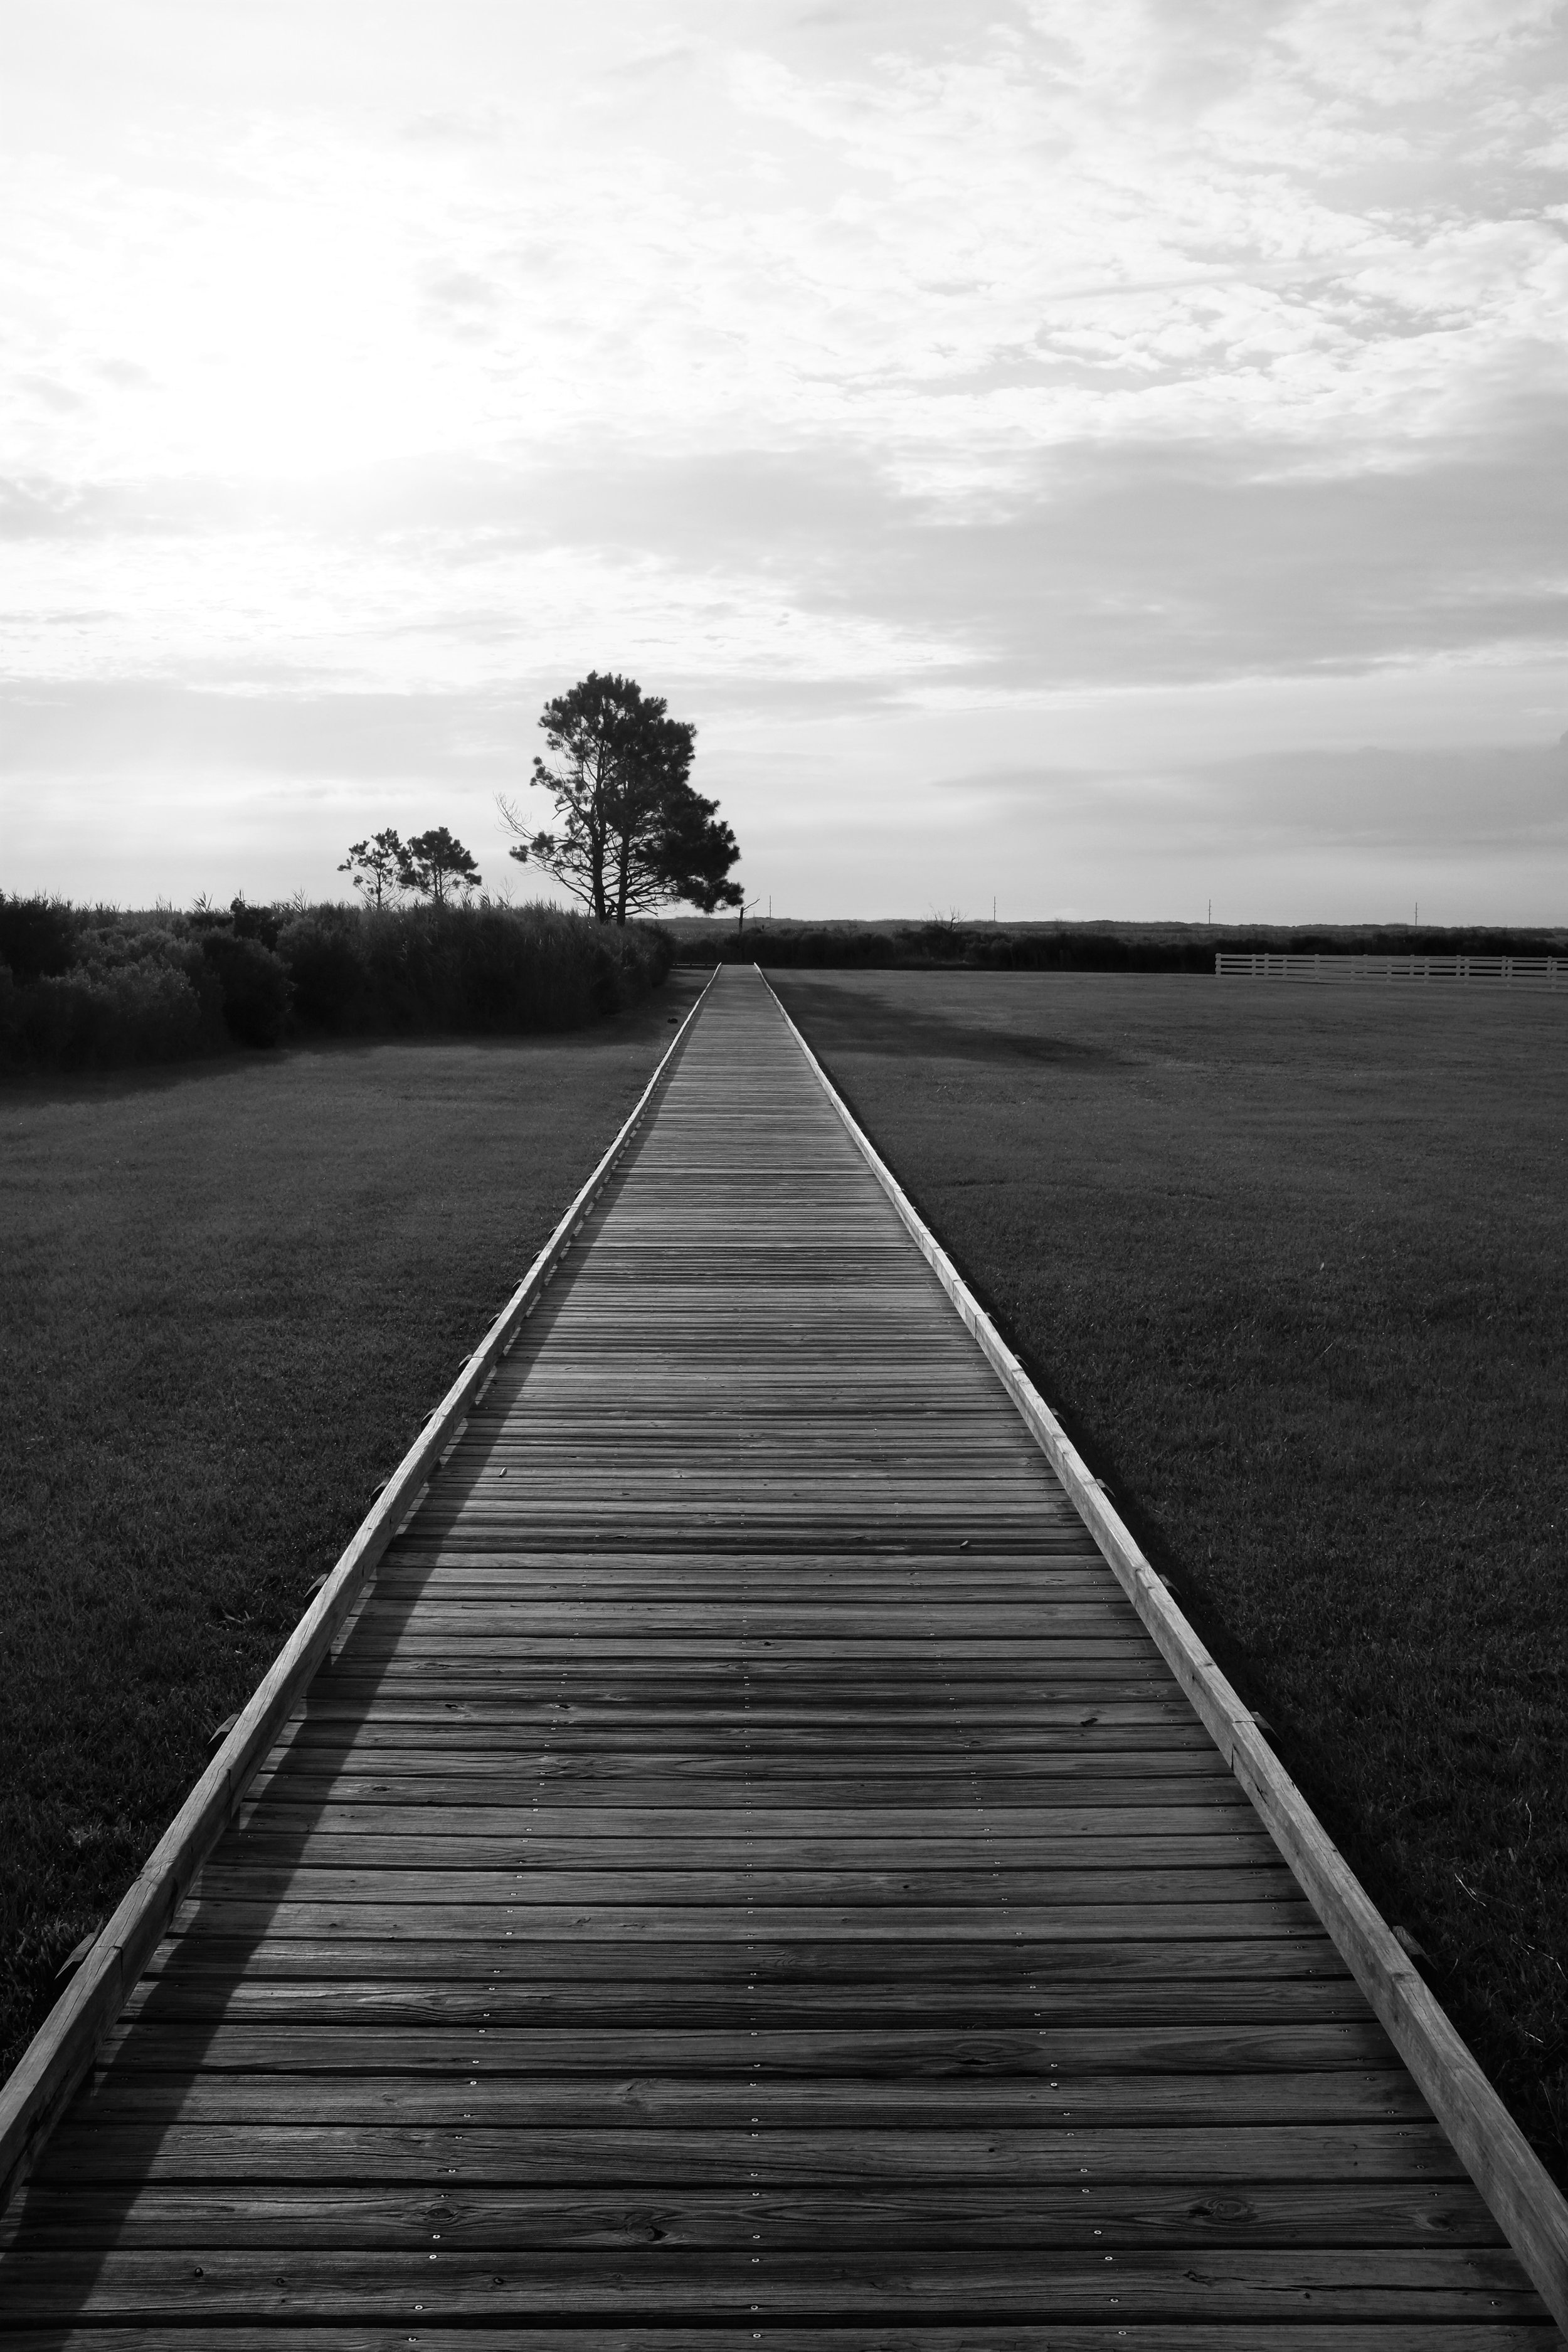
[3,0,1565,922]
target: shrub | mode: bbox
[293,902,671,1038]
[73,922,206,986]
[1,896,672,1072]
[226,898,284,952]
[686,925,1222,973]
[689,926,898,968]
[442,904,591,1031]
[0,895,78,982]
[642,924,678,985]
[198,931,294,1047]
[190,897,283,951]
[275,908,369,1031]
[6,961,216,1071]
[0,912,231,1073]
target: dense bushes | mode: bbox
[276,906,368,1030]
[686,923,1221,972]
[0,913,229,1073]
[0,895,78,982]
[0,954,224,1071]
[197,931,294,1047]
[0,895,675,1075]
[684,921,1566,974]
[272,900,673,1037]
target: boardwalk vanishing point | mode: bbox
[2,965,1565,2345]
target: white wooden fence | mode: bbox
[1216,952,1563,988]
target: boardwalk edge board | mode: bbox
[760,965,1568,2337]
[0,970,716,2215]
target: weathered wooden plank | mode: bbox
[270,1721,1220,1754]
[331,1640,1154,1661]
[3,2176,1505,2254]
[71,2072,1432,2131]
[132,1933,1350,1985]
[185,1863,1300,1907]
[203,1833,1271,1872]
[117,1977,1370,2027]
[0,2175,1508,2257]
[96,2020,1400,2077]
[0,2244,1544,2323]
[375,1560,1117,1581]
[238,1755,1240,1794]
[161,1898,1327,1942]
[34,2120,1470,2186]
[218,1798,1258,1836]
[1,2324,1553,2352]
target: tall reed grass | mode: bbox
[0,896,674,1073]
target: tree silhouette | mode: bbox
[398,827,481,905]
[339,829,406,908]
[499,672,742,923]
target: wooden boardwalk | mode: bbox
[1,966,1558,2344]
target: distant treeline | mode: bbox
[0,895,675,1075]
[682,921,1566,972]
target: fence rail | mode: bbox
[1216,951,1563,987]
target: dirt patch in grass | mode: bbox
[775,967,1568,2181]
[0,975,701,2085]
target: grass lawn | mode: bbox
[0,972,701,2085]
[773,967,1568,2180]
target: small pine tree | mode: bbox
[339,830,406,908]
[399,827,482,906]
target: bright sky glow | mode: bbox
[3,0,1565,919]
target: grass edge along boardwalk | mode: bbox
[0,963,1563,2346]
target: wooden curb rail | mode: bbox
[761,965,1568,2339]
[0,968,716,2215]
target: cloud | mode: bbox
[0,680,530,779]
[4,398,1565,719]
[393,419,1568,689]
[940,740,1568,854]
[596,43,699,81]
[398,102,516,146]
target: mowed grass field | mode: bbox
[774,968,1568,2179]
[0,972,701,2085]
